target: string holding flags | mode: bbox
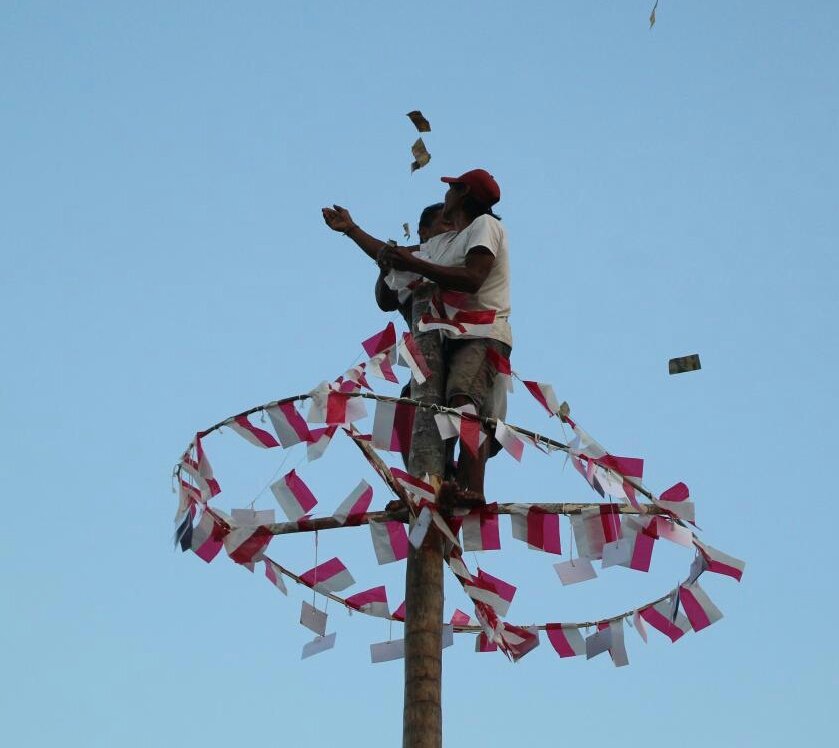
[172,322,744,666]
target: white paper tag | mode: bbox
[408,506,433,549]
[231,508,275,526]
[585,628,612,659]
[370,639,405,663]
[442,623,454,649]
[554,558,597,586]
[301,632,336,659]
[300,601,327,637]
[601,538,634,568]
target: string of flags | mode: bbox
[173,319,744,667]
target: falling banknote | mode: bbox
[406,110,431,132]
[411,138,431,173]
[403,222,410,239]
[668,354,701,375]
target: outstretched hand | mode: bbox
[379,244,415,272]
[322,204,356,233]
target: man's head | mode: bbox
[417,202,451,243]
[441,169,501,220]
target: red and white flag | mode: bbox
[593,454,644,480]
[332,480,373,525]
[263,558,288,595]
[299,557,355,593]
[650,516,694,547]
[266,401,311,447]
[307,381,367,426]
[494,422,524,461]
[461,505,501,552]
[628,529,656,572]
[370,520,409,564]
[181,437,221,500]
[476,633,498,652]
[307,425,338,462]
[417,309,497,338]
[694,540,745,582]
[392,600,406,622]
[499,624,540,662]
[464,569,516,617]
[450,609,472,627]
[660,481,690,502]
[372,399,415,454]
[546,624,586,658]
[397,333,431,384]
[486,347,513,392]
[190,509,226,563]
[223,525,272,565]
[362,321,397,358]
[270,469,318,521]
[390,468,436,503]
[639,597,692,642]
[434,403,486,459]
[570,505,622,560]
[596,619,629,667]
[679,581,723,632]
[345,586,390,618]
[523,380,562,416]
[227,414,280,448]
[510,505,562,555]
[366,352,399,383]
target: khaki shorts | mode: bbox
[444,338,512,417]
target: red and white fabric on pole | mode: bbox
[679,581,723,632]
[372,399,414,454]
[660,481,690,502]
[464,569,516,617]
[369,520,409,565]
[181,439,221,500]
[499,624,540,662]
[461,505,501,552]
[223,525,272,565]
[266,401,311,447]
[694,540,745,582]
[596,619,629,667]
[397,333,431,384]
[486,347,513,392]
[366,352,400,383]
[345,586,390,618]
[417,309,497,338]
[306,425,338,462]
[392,600,406,622]
[510,505,562,555]
[227,414,280,448]
[390,468,436,503]
[270,469,318,521]
[332,479,373,525]
[522,380,561,416]
[546,624,586,658]
[263,558,288,595]
[638,598,692,642]
[299,557,355,593]
[494,422,524,461]
[362,321,397,358]
[434,403,486,459]
[190,509,226,563]
[476,633,498,653]
[571,505,622,560]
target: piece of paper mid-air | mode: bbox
[554,558,597,586]
[403,222,410,239]
[669,353,701,374]
[301,632,336,659]
[406,110,431,132]
[411,138,431,173]
[300,601,327,637]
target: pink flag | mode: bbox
[465,569,516,616]
[369,520,410,564]
[500,624,540,662]
[494,422,524,461]
[332,480,373,525]
[486,347,513,392]
[571,505,621,560]
[639,599,692,642]
[228,414,280,448]
[345,586,390,618]
[476,633,498,652]
[266,401,311,447]
[434,404,486,459]
[190,510,226,563]
[628,530,656,572]
[392,600,406,622]
[679,582,723,632]
[366,352,399,383]
[397,333,431,384]
[523,380,560,416]
[546,624,586,658]
[593,454,644,480]
[181,443,221,499]
[461,505,501,552]
[694,540,745,582]
[263,558,288,594]
[450,609,472,627]
[223,525,272,564]
[270,469,318,521]
[660,481,690,502]
[299,557,355,593]
[510,505,562,555]
[372,399,415,454]
[362,322,397,358]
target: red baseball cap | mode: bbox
[441,168,501,208]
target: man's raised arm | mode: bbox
[322,204,419,261]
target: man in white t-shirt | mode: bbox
[322,169,512,504]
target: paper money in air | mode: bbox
[649,0,658,29]
[411,138,431,173]
[403,223,410,240]
[406,110,431,132]
[668,354,701,375]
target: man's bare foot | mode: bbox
[439,480,485,509]
[384,499,406,513]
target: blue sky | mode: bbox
[2,2,837,746]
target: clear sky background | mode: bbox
[2,1,837,746]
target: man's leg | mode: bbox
[449,392,490,496]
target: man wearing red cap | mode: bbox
[322,169,511,504]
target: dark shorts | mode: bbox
[444,338,512,417]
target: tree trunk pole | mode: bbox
[403,284,446,748]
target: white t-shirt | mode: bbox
[386,215,512,346]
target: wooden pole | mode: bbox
[403,284,446,748]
